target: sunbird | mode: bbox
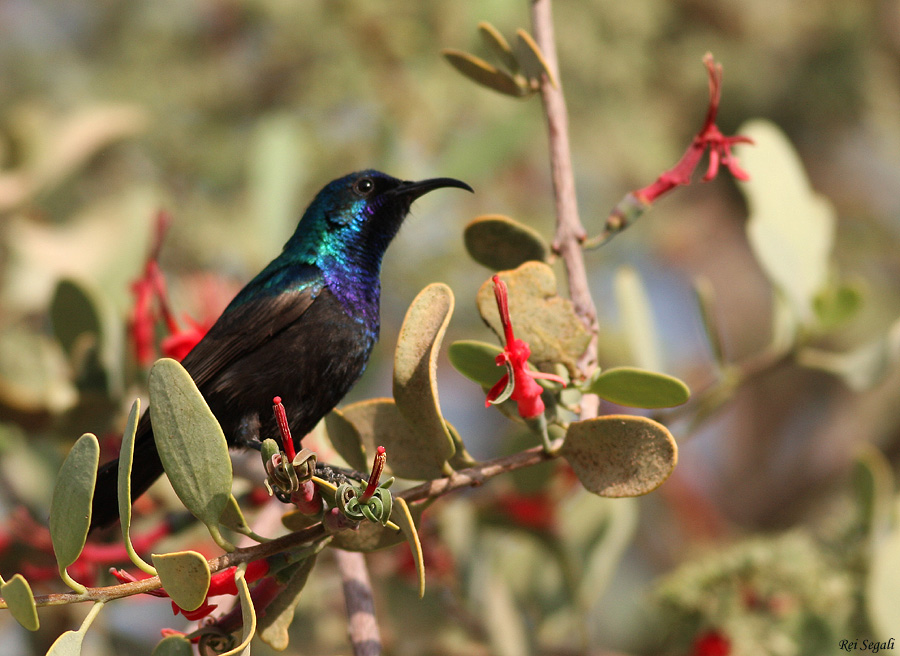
[90,170,472,529]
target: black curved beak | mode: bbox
[394,177,474,200]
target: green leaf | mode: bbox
[151,635,194,656]
[219,494,269,543]
[152,550,211,613]
[118,399,156,575]
[442,49,526,97]
[867,500,900,641]
[46,601,104,656]
[219,566,256,656]
[561,415,677,497]
[737,120,836,325]
[463,215,550,271]
[149,358,234,550]
[1,574,39,631]
[258,555,319,651]
[50,432,100,594]
[340,399,450,480]
[49,278,102,358]
[514,29,558,88]
[477,262,591,376]
[392,283,457,468]
[448,340,504,387]
[584,367,690,409]
[693,276,727,367]
[324,408,368,472]
[394,497,425,598]
[477,22,518,73]
[614,266,662,371]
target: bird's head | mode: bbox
[286,170,473,270]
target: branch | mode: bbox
[334,550,381,656]
[530,0,600,418]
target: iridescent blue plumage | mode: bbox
[90,169,472,529]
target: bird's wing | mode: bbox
[180,264,324,389]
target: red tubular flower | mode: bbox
[272,396,296,460]
[485,276,566,419]
[359,446,387,504]
[630,53,752,207]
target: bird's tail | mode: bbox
[89,415,164,531]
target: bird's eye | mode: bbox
[353,177,375,196]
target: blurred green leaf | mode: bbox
[442,50,525,97]
[339,399,450,480]
[152,550,211,613]
[477,262,591,376]
[584,366,690,409]
[0,328,77,415]
[615,266,662,371]
[464,214,550,270]
[151,635,194,656]
[1,573,39,631]
[737,120,836,325]
[258,555,319,651]
[693,276,727,367]
[392,283,456,469]
[49,278,102,359]
[45,601,104,656]
[448,339,504,387]
[478,22,518,73]
[796,317,900,390]
[561,415,677,497]
[148,358,234,550]
[324,408,368,472]
[50,432,99,594]
[514,29,558,88]
[853,446,894,538]
[812,279,864,331]
[483,568,530,656]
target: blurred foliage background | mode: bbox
[2,0,900,654]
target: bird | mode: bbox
[90,170,472,530]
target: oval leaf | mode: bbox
[2,574,39,631]
[442,50,525,97]
[392,283,456,467]
[50,278,102,358]
[149,358,233,544]
[152,550,211,613]
[561,415,677,496]
[448,340,504,387]
[218,567,256,656]
[324,408,368,473]
[585,367,690,409]
[50,432,99,594]
[341,399,450,480]
[464,215,549,270]
[737,120,836,325]
[478,22,518,73]
[394,497,425,598]
[476,262,591,376]
[514,29,558,88]
[118,399,156,575]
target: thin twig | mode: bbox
[530,0,600,418]
[334,550,381,656]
